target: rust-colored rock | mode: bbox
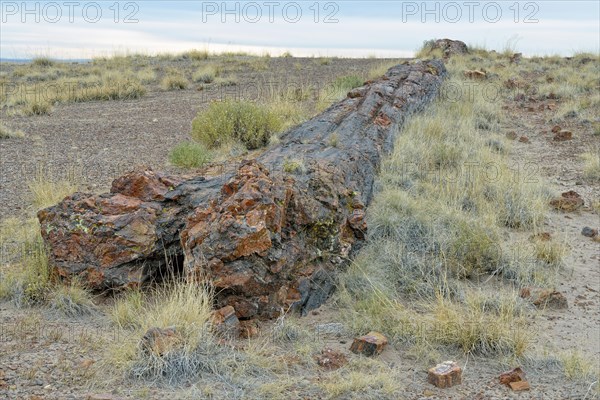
[315,347,348,370]
[550,190,584,211]
[505,77,529,90]
[506,131,517,140]
[553,130,572,141]
[239,319,260,338]
[520,288,568,309]
[499,367,527,385]
[350,331,388,356]
[551,125,562,133]
[140,326,179,355]
[529,232,552,241]
[211,305,241,337]
[38,61,447,319]
[427,361,462,388]
[509,381,531,391]
[463,70,486,80]
[518,136,530,143]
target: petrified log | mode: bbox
[38,60,447,318]
[424,39,469,59]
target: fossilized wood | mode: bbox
[38,60,447,318]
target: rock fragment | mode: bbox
[427,361,462,388]
[349,331,388,356]
[582,227,598,238]
[139,326,179,355]
[550,190,584,211]
[520,288,568,309]
[211,305,241,338]
[315,347,348,370]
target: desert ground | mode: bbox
[0,44,599,399]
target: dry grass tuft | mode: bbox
[48,280,96,317]
[581,147,600,182]
[161,73,188,90]
[335,53,553,361]
[105,281,244,384]
[192,65,220,83]
[27,167,78,210]
[0,123,25,139]
[0,224,51,306]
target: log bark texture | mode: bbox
[38,60,447,318]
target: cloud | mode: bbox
[1,3,598,59]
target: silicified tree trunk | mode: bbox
[38,60,447,319]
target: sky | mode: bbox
[0,1,599,59]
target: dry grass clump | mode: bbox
[581,147,600,182]
[318,357,404,398]
[192,65,220,83]
[317,74,365,111]
[214,75,238,87]
[32,57,55,67]
[558,351,599,383]
[265,83,314,132]
[69,76,147,101]
[335,54,553,360]
[0,122,25,138]
[22,99,53,116]
[4,73,146,115]
[105,281,257,385]
[183,49,210,61]
[0,180,84,309]
[1,239,51,306]
[48,280,96,317]
[367,60,403,80]
[414,39,444,59]
[0,176,96,311]
[27,167,79,210]
[161,73,188,90]
[136,68,157,84]
[0,218,54,307]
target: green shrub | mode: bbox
[191,100,283,149]
[169,142,212,169]
[283,158,306,174]
[331,75,364,92]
